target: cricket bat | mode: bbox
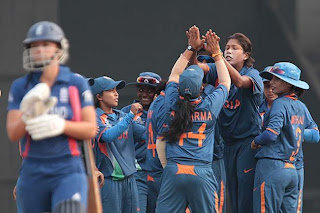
[69,86,102,213]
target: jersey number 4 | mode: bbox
[147,123,157,157]
[179,123,207,147]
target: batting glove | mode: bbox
[21,97,57,122]
[25,114,65,140]
[20,83,57,122]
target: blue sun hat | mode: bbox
[261,66,273,82]
[260,62,309,90]
[88,76,126,96]
[179,65,204,99]
[127,72,161,87]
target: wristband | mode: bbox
[211,51,223,58]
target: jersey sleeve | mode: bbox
[164,82,179,112]
[7,79,25,111]
[97,112,135,143]
[265,100,285,135]
[246,69,263,96]
[304,104,318,130]
[121,105,131,113]
[133,121,147,142]
[70,73,94,108]
[205,84,229,118]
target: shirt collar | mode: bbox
[31,65,72,84]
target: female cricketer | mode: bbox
[122,71,162,213]
[6,21,96,212]
[252,62,319,212]
[89,76,146,213]
[200,32,264,213]
[156,26,231,213]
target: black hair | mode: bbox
[93,91,104,108]
[162,97,196,142]
[293,87,305,97]
[226,33,255,67]
[154,80,167,95]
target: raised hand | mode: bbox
[203,29,221,55]
[186,25,205,51]
[130,103,143,115]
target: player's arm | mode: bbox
[132,121,147,142]
[303,109,319,143]
[7,82,53,142]
[98,103,142,143]
[7,110,27,142]
[156,137,167,168]
[251,128,278,149]
[223,58,253,88]
[63,105,97,140]
[303,128,319,143]
[169,25,204,83]
[204,30,230,91]
[252,103,283,148]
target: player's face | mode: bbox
[29,41,60,63]
[224,39,248,70]
[100,88,119,108]
[137,85,155,109]
[270,76,291,95]
[263,81,278,101]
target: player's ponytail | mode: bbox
[162,97,195,142]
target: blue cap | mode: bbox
[89,76,126,96]
[179,65,204,98]
[127,72,162,87]
[260,62,309,90]
[261,66,272,82]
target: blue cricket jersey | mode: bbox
[255,94,318,163]
[122,103,148,170]
[206,63,263,144]
[94,108,146,180]
[7,66,93,159]
[164,81,228,165]
[146,91,167,174]
[201,84,224,159]
[295,103,318,169]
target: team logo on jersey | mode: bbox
[105,119,112,128]
[35,25,44,35]
[82,90,93,103]
[59,87,69,103]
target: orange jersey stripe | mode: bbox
[266,128,279,135]
[214,191,219,213]
[219,180,225,213]
[261,181,266,213]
